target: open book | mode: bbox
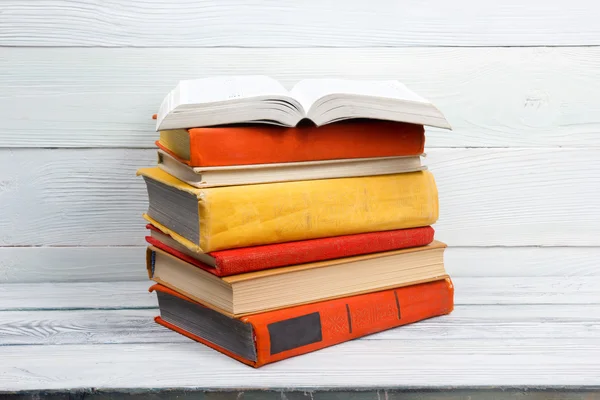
[155,76,451,131]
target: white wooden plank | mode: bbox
[3,47,600,148]
[1,148,598,246]
[444,247,600,277]
[454,277,600,305]
[1,0,599,47]
[0,247,147,283]
[1,305,598,346]
[370,304,600,341]
[430,148,600,246]
[0,149,152,247]
[0,309,174,346]
[3,247,599,284]
[0,282,157,311]
[1,277,598,311]
[1,340,598,390]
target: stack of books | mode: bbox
[137,76,454,367]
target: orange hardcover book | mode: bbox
[156,119,425,167]
[150,278,454,367]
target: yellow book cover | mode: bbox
[137,167,438,253]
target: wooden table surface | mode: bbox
[1,277,598,396]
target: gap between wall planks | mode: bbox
[2,47,600,148]
[1,277,600,310]
[1,247,600,284]
[0,148,598,247]
[0,0,599,47]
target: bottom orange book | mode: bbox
[150,278,454,367]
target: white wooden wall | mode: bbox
[2,1,600,283]
[1,1,600,391]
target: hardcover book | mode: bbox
[146,241,448,316]
[156,149,425,188]
[146,223,435,276]
[150,277,454,367]
[156,119,425,167]
[137,167,439,253]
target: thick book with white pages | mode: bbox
[157,149,426,188]
[155,76,451,131]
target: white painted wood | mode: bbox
[3,47,600,148]
[0,247,147,283]
[430,148,600,246]
[1,0,599,47]
[0,149,152,247]
[371,304,600,340]
[455,277,600,305]
[0,309,177,345]
[1,148,598,246]
[444,247,600,277]
[1,277,598,311]
[3,247,598,284]
[0,282,156,311]
[1,305,598,346]
[1,340,598,390]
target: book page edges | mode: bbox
[154,316,258,367]
[149,272,450,319]
[187,154,425,172]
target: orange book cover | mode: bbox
[157,119,425,167]
[150,278,454,367]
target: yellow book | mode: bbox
[137,167,439,253]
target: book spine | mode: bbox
[213,226,435,276]
[246,278,454,367]
[187,122,424,167]
[155,141,190,165]
[145,236,217,274]
[199,171,438,252]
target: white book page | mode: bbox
[178,75,291,105]
[290,79,431,112]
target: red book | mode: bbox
[146,224,435,277]
[151,278,454,367]
[155,119,425,167]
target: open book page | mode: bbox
[177,75,292,106]
[290,79,431,113]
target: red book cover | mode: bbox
[156,119,425,167]
[146,224,435,277]
[150,277,454,367]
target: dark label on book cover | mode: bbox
[267,312,323,355]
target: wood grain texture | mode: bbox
[1,305,598,346]
[444,247,600,277]
[3,247,599,284]
[1,340,598,390]
[454,277,600,305]
[0,309,175,346]
[0,247,146,283]
[1,0,599,47]
[1,277,598,311]
[0,282,156,311]
[3,47,600,148]
[1,148,598,247]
